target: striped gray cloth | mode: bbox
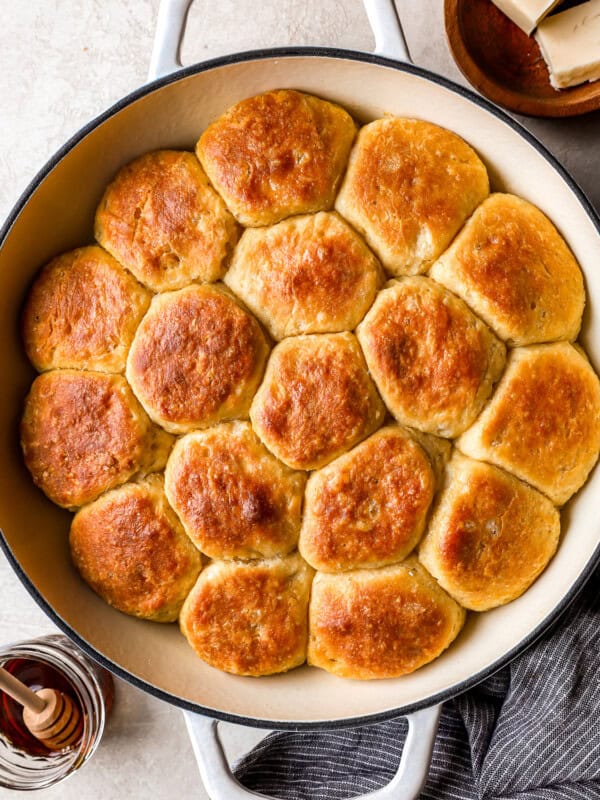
[234,564,600,799]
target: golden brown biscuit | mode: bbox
[457,343,600,505]
[429,194,585,346]
[299,426,449,572]
[70,475,201,622]
[419,454,560,611]
[308,557,465,679]
[224,212,383,340]
[335,117,489,276]
[179,554,313,676]
[357,277,506,437]
[95,150,238,292]
[196,90,356,226]
[22,246,151,373]
[250,332,385,470]
[126,284,269,434]
[164,421,306,559]
[20,370,173,509]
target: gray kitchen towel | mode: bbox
[234,563,600,799]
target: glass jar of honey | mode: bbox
[0,633,114,790]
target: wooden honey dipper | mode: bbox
[0,665,82,751]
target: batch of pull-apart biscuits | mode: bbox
[20,89,600,679]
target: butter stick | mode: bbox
[491,0,562,35]
[536,0,600,89]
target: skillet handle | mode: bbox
[148,0,193,81]
[363,0,412,62]
[147,0,411,81]
[183,704,441,800]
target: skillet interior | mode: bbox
[1,50,599,728]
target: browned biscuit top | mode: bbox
[22,245,151,373]
[126,285,269,433]
[335,117,489,275]
[357,277,506,437]
[300,426,435,571]
[164,422,306,559]
[70,475,201,622]
[196,90,356,226]
[430,194,584,346]
[419,454,560,610]
[250,332,385,470]
[308,558,465,679]
[224,211,382,340]
[95,150,238,291]
[20,370,151,508]
[179,555,313,676]
[457,343,600,505]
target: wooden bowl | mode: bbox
[445,0,600,117]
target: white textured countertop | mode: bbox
[1,1,599,797]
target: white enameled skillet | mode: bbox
[1,2,599,797]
